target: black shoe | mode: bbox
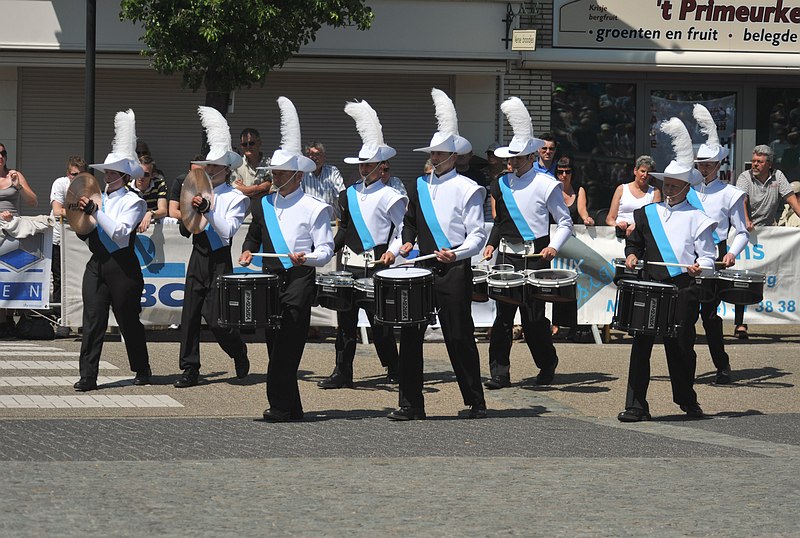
[734,326,749,339]
[73,378,97,392]
[536,360,558,386]
[617,408,651,422]
[234,357,250,379]
[317,372,353,389]
[262,408,304,422]
[387,407,426,421]
[715,368,732,385]
[173,370,199,388]
[484,375,510,390]
[466,404,488,419]
[680,403,705,419]
[133,368,151,386]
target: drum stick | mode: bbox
[523,252,544,258]
[250,252,319,260]
[646,261,696,269]
[401,248,468,264]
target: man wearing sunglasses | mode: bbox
[232,128,272,198]
[533,133,558,178]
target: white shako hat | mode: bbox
[91,109,144,178]
[268,97,315,173]
[343,100,397,164]
[649,117,704,185]
[192,106,244,169]
[414,88,471,154]
[494,97,545,158]
[693,103,729,163]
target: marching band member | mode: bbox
[483,97,573,390]
[618,118,717,422]
[239,97,334,422]
[318,101,406,389]
[74,110,151,391]
[174,106,251,389]
[689,104,749,385]
[391,88,487,420]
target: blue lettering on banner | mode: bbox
[141,282,185,308]
[0,282,43,301]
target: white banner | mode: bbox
[0,228,52,309]
[61,222,800,327]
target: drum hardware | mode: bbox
[315,271,355,312]
[65,173,102,235]
[487,271,527,305]
[374,267,435,326]
[526,269,579,303]
[612,280,678,337]
[218,273,280,330]
[716,269,765,306]
[471,264,490,303]
[612,257,645,284]
[180,168,214,234]
[354,277,375,309]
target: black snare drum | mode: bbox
[526,269,578,303]
[374,267,435,326]
[218,273,280,329]
[471,265,490,303]
[612,258,645,284]
[612,280,678,337]
[716,269,765,305]
[488,271,526,305]
[354,277,375,310]
[695,275,719,304]
[315,271,354,312]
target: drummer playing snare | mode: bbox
[618,117,718,423]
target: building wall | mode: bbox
[0,67,18,164]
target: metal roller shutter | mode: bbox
[19,67,452,216]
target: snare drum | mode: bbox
[315,271,354,312]
[487,271,527,305]
[218,273,280,329]
[612,258,645,284]
[612,280,678,337]
[526,269,578,303]
[471,265,490,303]
[354,277,375,310]
[374,267,435,326]
[716,269,765,305]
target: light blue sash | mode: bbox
[261,195,293,270]
[686,189,721,244]
[416,177,451,249]
[347,185,376,251]
[96,194,122,253]
[203,223,224,251]
[499,174,536,241]
[645,204,681,277]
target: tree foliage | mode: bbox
[119,0,374,111]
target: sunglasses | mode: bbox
[241,141,258,148]
[69,171,80,177]
[142,172,152,178]
[0,151,6,158]
[541,147,556,152]
[556,169,572,175]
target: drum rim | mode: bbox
[716,269,766,283]
[490,264,515,272]
[354,278,375,292]
[487,271,526,288]
[222,273,278,281]
[527,269,578,286]
[317,275,354,286]
[375,267,433,279]
[617,279,678,290]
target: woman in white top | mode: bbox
[605,155,661,237]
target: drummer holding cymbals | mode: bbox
[688,104,749,385]
[239,97,334,423]
[483,97,573,391]
[317,100,407,390]
[618,117,717,422]
[173,106,251,389]
[391,88,487,421]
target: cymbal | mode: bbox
[180,168,214,234]
[64,173,102,235]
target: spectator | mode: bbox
[606,155,661,238]
[734,145,800,338]
[130,154,168,232]
[778,181,800,227]
[136,140,166,178]
[232,128,272,198]
[303,141,345,219]
[50,155,88,308]
[379,162,406,195]
[534,133,558,177]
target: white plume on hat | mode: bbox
[343,100,396,164]
[90,109,144,178]
[192,106,243,169]
[415,88,465,153]
[494,97,545,158]
[693,104,729,163]
[649,117,703,185]
[269,97,315,173]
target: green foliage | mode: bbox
[119,0,374,93]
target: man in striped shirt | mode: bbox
[303,141,345,219]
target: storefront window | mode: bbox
[756,88,800,181]
[551,82,636,212]
[649,90,736,184]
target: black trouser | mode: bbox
[734,304,746,327]
[397,260,485,411]
[52,242,62,307]
[625,278,699,413]
[79,251,150,380]
[488,254,558,381]
[699,297,730,371]
[178,246,247,372]
[265,266,316,415]
[334,298,398,380]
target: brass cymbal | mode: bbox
[180,168,214,234]
[64,173,102,235]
